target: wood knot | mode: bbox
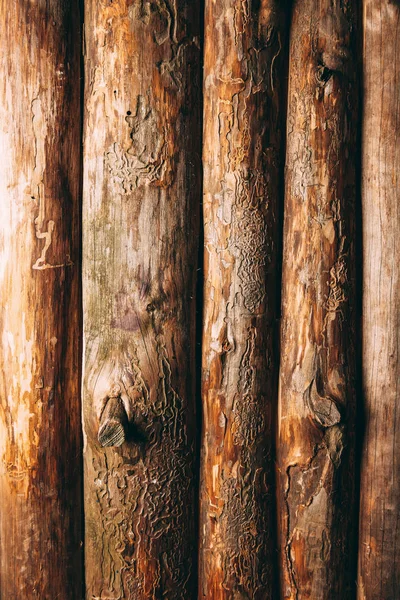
[98,394,128,447]
[222,339,233,353]
[318,9,352,74]
[315,64,333,86]
[305,378,341,428]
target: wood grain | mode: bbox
[357,2,400,598]
[0,1,83,598]
[276,1,359,598]
[199,2,289,598]
[82,1,202,598]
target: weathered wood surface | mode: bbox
[199,2,288,598]
[82,1,202,598]
[0,1,83,598]
[276,1,359,598]
[357,2,400,598]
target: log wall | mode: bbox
[0,2,399,599]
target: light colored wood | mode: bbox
[0,1,83,597]
[199,2,289,598]
[357,2,400,598]
[82,1,202,597]
[276,1,359,598]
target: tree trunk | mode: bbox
[276,1,359,598]
[357,2,400,598]
[82,1,202,598]
[199,2,288,598]
[0,1,82,598]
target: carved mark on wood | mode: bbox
[324,238,348,317]
[231,170,269,313]
[32,217,73,270]
[128,0,200,91]
[31,97,73,270]
[159,36,200,90]
[231,327,265,447]
[106,95,170,193]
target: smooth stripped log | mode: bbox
[277,1,359,598]
[0,1,82,598]
[199,2,288,598]
[357,2,400,598]
[82,1,202,598]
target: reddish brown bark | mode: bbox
[277,1,359,598]
[0,1,83,598]
[199,2,289,598]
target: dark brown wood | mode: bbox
[276,1,359,598]
[199,1,288,598]
[82,1,202,598]
[0,1,83,598]
[357,2,400,598]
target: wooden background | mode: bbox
[0,1,399,599]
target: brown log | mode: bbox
[82,1,202,598]
[199,2,289,598]
[276,1,359,598]
[357,2,400,598]
[0,1,82,598]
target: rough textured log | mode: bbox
[82,1,202,598]
[357,2,400,598]
[0,1,82,598]
[276,1,359,598]
[199,2,288,598]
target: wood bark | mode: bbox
[276,1,359,598]
[357,2,400,598]
[199,2,288,598]
[0,1,82,598]
[82,1,202,598]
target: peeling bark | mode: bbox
[276,1,359,598]
[0,1,83,598]
[199,2,289,598]
[82,1,202,598]
[357,2,400,598]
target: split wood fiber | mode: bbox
[82,0,202,598]
[0,0,83,598]
[199,1,289,598]
[357,1,400,598]
[277,1,359,598]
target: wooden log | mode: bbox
[0,1,82,598]
[276,1,359,598]
[199,2,289,598]
[82,1,202,598]
[357,2,400,598]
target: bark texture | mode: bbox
[277,1,359,598]
[82,1,202,598]
[199,2,288,598]
[357,2,400,598]
[0,1,82,598]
